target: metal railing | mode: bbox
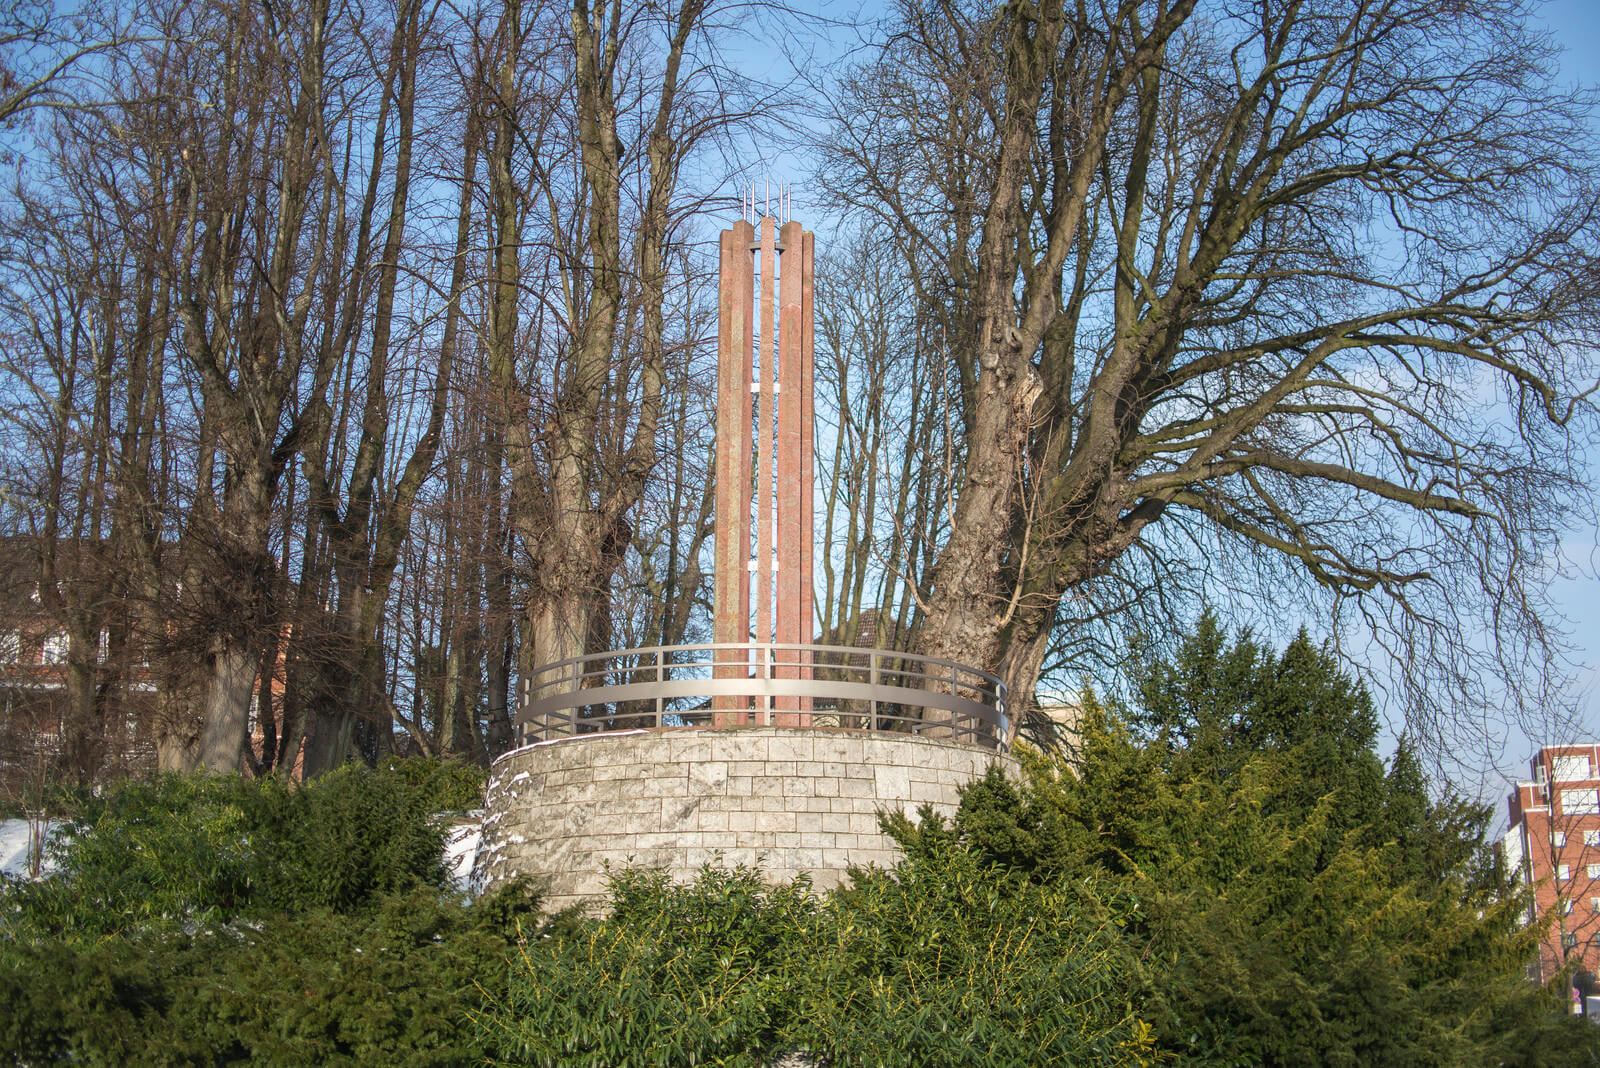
[516,642,1008,751]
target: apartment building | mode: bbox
[1502,744,1600,982]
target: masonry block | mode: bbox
[790,847,824,870]
[874,765,911,800]
[720,737,770,763]
[689,761,729,793]
[766,735,814,762]
[837,777,874,799]
[755,810,797,833]
[782,776,815,797]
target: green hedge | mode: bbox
[1,758,484,942]
[0,758,525,1066]
[2,690,1595,1067]
[0,883,539,1065]
[483,856,1156,1066]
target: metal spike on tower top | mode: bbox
[740,178,798,224]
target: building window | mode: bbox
[1555,831,1568,848]
[1589,831,1600,847]
[40,631,68,665]
[1559,864,1572,882]
[1591,897,1600,914]
[1590,864,1600,880]
[1552,756,1594,781]
[0,631,18,664]
[1562,789,1600,817]
[1564,898,1575,916]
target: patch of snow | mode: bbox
[0,818,61,879]
[494,728,651,763]
[441,810,484,893]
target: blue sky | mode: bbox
[1530,0,1600,758]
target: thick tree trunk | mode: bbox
[911,0,1184,724]
[526,507,600,673]
[60,635,99,783]
[516,0,703,680]
[194,640,256,773]
[913,2,1065,715]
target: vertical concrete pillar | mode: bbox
[798,229,816,713]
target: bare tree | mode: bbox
[820,0,1600,746]
[296,0,477,776]
[814,225,957,655]
[0,0,781,777]
[0,1,145,125]
[486,0,763,687]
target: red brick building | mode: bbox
[0,537,300,786]
[0,541,160,793]
[1502,744,1600,983]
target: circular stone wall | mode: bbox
[473,727,1016,912]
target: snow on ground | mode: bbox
[0,818,60,879]
[0,814,481,888]
[442,810,484,893]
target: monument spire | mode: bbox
[714,192,815,723]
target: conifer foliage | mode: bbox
[931,615,1598,1065]
[485,861,1156,1065]
[0,759,533,1064]
[2,626,1596,1064]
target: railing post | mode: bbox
[951,662,960,740]
[768,642,780,725]
[570,658,581,737]
[869,651,878,729]
[656,650,664,726]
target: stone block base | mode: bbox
[473,727,1014,912]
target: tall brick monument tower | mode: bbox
[713,204,815,725]
[474,195,1013,911]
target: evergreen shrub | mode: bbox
[0,758,521,1066]
[482,854,1156,1066]
[0,757,485,942]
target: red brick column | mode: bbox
[713,221,755,724]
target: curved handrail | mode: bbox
[516,642,1008,751]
